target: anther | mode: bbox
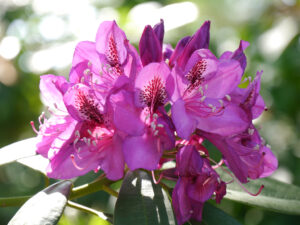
[266,144,271,149]
[87,129,93,136]
[80,76,85,83]
[225,94,231,101]
[84,68,90,75]
[153,113,158,119]
[248,128,254,135]
[198,86,204,96]
[200,95,206,102]
[205,84,208,90]
[154,130,159,136]
[88,61,92,67]
[151,121,156,130]
[92,140,97,147]
[157,124,164,128]
[254,144,260,150]
[218,99,224,107]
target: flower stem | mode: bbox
[102,185,119,198]
[0,177,118,207]
[67,200,110,223]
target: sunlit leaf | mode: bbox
[0,137,37,166]
[17,154,49,175]
[114,170,176,225]
[8,180,73,225]
[219,169,300,215]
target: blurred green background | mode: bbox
[0,0,299,224]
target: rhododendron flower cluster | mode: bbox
[33,20,278,224]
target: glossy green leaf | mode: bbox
[219,170,300,215]
[0,137,37,166]
[187,202,242,225]
[8,180,73,225]
[17,154,49,175]
[114,170,176,225]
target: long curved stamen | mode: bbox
[152,170,164,184]
[30,121,39,134]
[70,154,87,170]
[208,156,264,196]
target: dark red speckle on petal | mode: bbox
[140,76,167,112]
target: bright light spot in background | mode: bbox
[0,36,21,60]
[258,17,298,61]
[12,0,31,7]
[25,42,76,74]
[39,15,67,41]
[6,19,28,39]
[68,6,119,41]
[0,58,17,86]
[127,1,198,42]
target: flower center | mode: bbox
[140,76,167,112]
[75,90,103,124]
[106,35,122,75]
[186,59,207,91]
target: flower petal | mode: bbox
[139,25,162,66]
[123,133,162,171]
[177,21,210,69]
[172,99,197,140]
[40,75,68,111]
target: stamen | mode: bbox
[84,68,90,75]
[157,124,164,128]
[30,121,39,134]
[200,95,206,102]
[87,129,93,136]
[254,144,260,150]
[248,128,254,135]
[154,130,159,136]
[225,94,231,101]
[88,61,92,67]
[218,99,224,108]
[70,154,86,170]
[151,170,163,184]
[205,84,208,90]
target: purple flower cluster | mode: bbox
[33,20,278,224]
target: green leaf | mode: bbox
[17,154,49,175]
[0,137,37,166]
[200,202,242,225]
[221,171,300,215]
[8,180,73,225]
[114,170,177,225]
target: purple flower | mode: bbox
[172,143,225,224]
[139,20,164,66]
[111,62,175,171]
[70,21,142,100]
[35,74,125,180]
[170,46,249,139]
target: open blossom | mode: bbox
[112,62,175,171]
[32,19,278,225]
[172,140,226,225]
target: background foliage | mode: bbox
[0,0,300,224]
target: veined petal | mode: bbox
[195,103,249,136]
[123,133,163,171]
[96,20,128,66]
[172,99,197,140]
[63,84,105,123]
[134,62,171,110]
[204,59,243,98]
[40,75,68,111]
[109,89,145,136]
[72,41,102,71]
